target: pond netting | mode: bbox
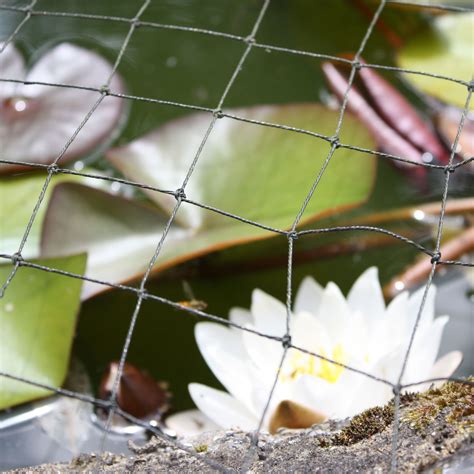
[0,0,472,471]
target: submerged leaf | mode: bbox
[322,59,449,172]
[436,105,474,162]
[0,43,125,173]
[0,254,86,409]
[390,0,473,9]
[99,361,171,420]
[397,13,474,108]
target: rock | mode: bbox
[8,380,473,473]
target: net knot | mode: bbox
[244,35,256,45]
[329,135,340,148]
[131,18,141,28]
[392,384,401,396]
[288,230,298,241]
[281,334,292,348]
[213,108,223,119]
[47,163,59,174]
[444,165,455,174]
[352,60,362,71]
[11,252,23,265]
[468,79,474,92]
[99,85,111,95]
[430,252,441,264]
[107,397,119,411]
[174,188,186,201]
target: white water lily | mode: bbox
[166,268,462,435]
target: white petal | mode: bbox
[347,267,385,326]
[333,365,388,418]
[370,291,409,359]
[345,349,405,416]
[290,375,340,418]
[429,351,463,380]
[0,43,25,99]
[316,282,351,339]
[341,311,369,358]
[369,346,405,386]
[0,43,125,171]
[346,376,393,416]
[403,316,449,385]
[229,307,253,328]
[189,383,258,430]
[291,312,331,353]
[248,378,286,421]
[165,409,219,436]
[408,351,463,392]
[251,289,287,337]
[195,323,253,407]
[241,328,283,377]
[407,285,437,334]
[294,276,324,315]
[385,291,409,327]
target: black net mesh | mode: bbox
[0,0,472,471]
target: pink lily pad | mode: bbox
[0,42,125,173]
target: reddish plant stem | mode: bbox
[384,226,474,298]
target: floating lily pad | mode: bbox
[42,104,376,298]
[397,13,474,108]
[0,254,86,409]
[106,104,376,230]
[0,175,50,259]
[0,172,108,259]
[41,183,190,300]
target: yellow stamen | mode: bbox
[281,345,346,384]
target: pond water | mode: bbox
[0,0,472,467]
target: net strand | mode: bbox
[240,0,389,469]
[0,4,471,87]
[0,252,469,400]
[390,83,473,473]
[1,100,465,171]
[0,0,37,54]
[0,367,468,472]
[0,368,470,417]
[100,0,271,456]
[0,370,229,473]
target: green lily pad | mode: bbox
[0,175,56,259]
[106,104,376,230]
[0,254,86,409]
[41,183,188,300]
[0,172,108,259]
[397,13,474,108]
[42,104,376,297]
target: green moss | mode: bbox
[319,378,473,448]
[402,378,474,431]
[333,405,394,446]
[194,444,208,453]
